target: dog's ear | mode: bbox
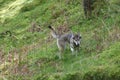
[77,32,82,39]
[77,32,80,35]
[69,31,74,37]
[77,32,81,36]
[71,33,74,39]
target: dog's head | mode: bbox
[72,33,82,47]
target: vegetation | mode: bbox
[0,0,120,80]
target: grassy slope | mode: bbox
[0,0,120,80]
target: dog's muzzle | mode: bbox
[74,42,80,47]
[76,44,79,47]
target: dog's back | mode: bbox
[58,33,73,43]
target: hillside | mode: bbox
[0,0,120,80]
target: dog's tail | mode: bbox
[48,26,60,38]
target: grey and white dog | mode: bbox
[48,26,82,59]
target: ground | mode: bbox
[0,0,120,80]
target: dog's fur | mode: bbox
[48,26,82,59]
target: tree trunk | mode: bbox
[83,0,93,18]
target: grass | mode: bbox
[0,0,120,80]
[29,42,120,80]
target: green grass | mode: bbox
[26,42,120,80]
[0,0,120,80]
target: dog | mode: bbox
[48,26,82,59]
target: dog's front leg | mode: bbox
[70,47,75,55]
[75,49,78,57]
[75,47,80,56]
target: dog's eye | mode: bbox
[79,36,82,39]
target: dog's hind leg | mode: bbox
[57,47,64,59]
[57,39,65,59]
